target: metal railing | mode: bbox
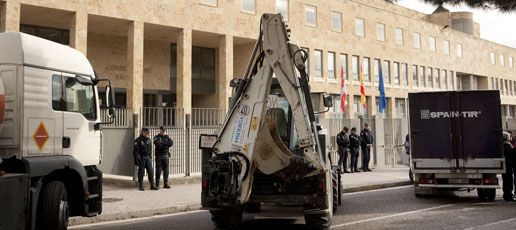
[100,108,134,127]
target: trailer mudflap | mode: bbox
[0,173,30,230]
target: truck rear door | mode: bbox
[409,92,456,169]
[457,91,503,169]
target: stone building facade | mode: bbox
[1,0,515,119]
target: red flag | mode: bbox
[360,66,366,109]
[340,66,347,112]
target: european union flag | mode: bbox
[379,65,387,113]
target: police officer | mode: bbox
[336,126,350,174]
[502,132,515,201]
[349,127,361,173]
[360,123,374,172]
[154,126,173,189]
[133,128,158,191]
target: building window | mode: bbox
[276,0,288,21]
[456,44,463,57]
[301,47,309,72]
[514,80,516,94]
[383,60,390,84]
[328,52,336,79]
[374,59,380,83]
[340,54,348,79]
[395,98,406,118]
[393,62,400,85]
[352,55,359,81]
[402,63,408,86]
[436,68,441,89]
[376,23,385,41]
[364,57,370,82]
[412,65,418,87]
[354,96,361,117]
[332,12,342,32]
[500,55,505,67]
[200,0,217,6]
[305,5,317,26]
[429,36,436,52]
[510,57,514,68]
[491,77,494,89]
[241,0,255,13]
[314,49,322,78]
[419,66,425,87]
[450,71,455,89]
[491,52,496,64]
[395,28,403,45]
[355,18,365,37]
[427,68,433,88]
[443,40,450,55]
[20,24,70,45]
[413,33,421,49]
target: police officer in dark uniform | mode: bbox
[502,132,515,201]
[154,126,173,189]
[360,123,374,172]
[133,128,158,191]
[349,127,361,173]
[336,126,350,174]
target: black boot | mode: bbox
[138,183,145,191]
[155,179,160,188]
[150,181,158,190]
[164,183,171,189]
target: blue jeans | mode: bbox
[155,154,169,184]
[138,155,154,185]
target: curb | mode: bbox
[70,180,412,227]
[342,180,413,193]
[69,204,202,226]
[103,174,202,188]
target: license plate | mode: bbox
[448,178,469,184]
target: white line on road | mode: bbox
[330,203,459,229]
[463,216,516,230]
[69,210,207,229]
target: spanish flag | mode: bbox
[360,66,366,108]
[340,66,347,113]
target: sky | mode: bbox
[396,0,516,49]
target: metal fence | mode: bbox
[100,108,134,127]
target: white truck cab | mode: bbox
[0,32,115,230]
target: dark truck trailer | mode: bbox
[408,90,505,200]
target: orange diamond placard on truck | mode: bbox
[33,122,49,152]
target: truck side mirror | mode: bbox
[323,93,333,108]
[105,85,116,118]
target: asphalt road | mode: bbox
[70,186,516,230]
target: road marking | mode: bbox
[463,216,516,230]
[342,185,413,196]
[330,203,459,229]
[69,210,207,229]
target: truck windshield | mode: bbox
[65,77,97,120]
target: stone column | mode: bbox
[70,10,88,55]
[218,35,233,109]
[0,0,20,32]
[177,28,192,114]
[127,21,144,114]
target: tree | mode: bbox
[386,0,516,12]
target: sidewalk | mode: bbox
[70,167,410,226]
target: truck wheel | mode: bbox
[246,203,261,213]
[36,181,69,230]
[337,172,343,206]
[485,189,496,201]
[210,206,243,229]
[477,188,486,200]
[304,211,331,230]
[332,170,339,213]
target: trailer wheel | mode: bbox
[210,206,243,229]
[485,189,496,200]
[36,181,69,230]
[477,188,486,200]
[332,170,339,213]
[246,203,261,213]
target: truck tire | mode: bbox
[36,181,69,230]
[304,211,331,230]
[210,206,244,229]
[332,170,339,213]
[337,172,343,206]
[246,203,261,213]
[485,189,496,201]
[477,188,486,200]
